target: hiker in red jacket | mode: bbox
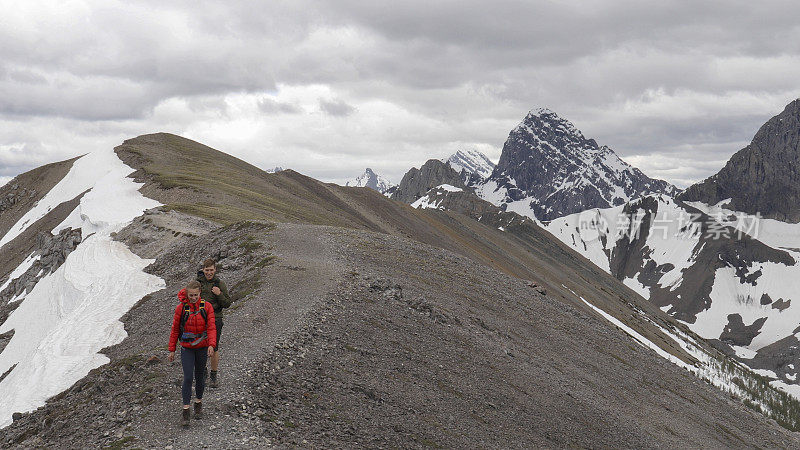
[168,280,217,427]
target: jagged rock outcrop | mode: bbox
[0,228,82,305]
[486,108,678,220]
[0,185,36,214]
[678,99,800,222]
[391,159,467,203]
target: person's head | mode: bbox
[186,280,202,303]
[202,259,216,280]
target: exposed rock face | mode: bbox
[679,99,800,222]
[0,185,36,214]
[487,108,678,220]
[0,228,82,304]
[390,159,467,203]
[0,227,82,332]
[604,198,795,323]
[719,314,768,346]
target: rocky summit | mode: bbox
[485,108,678,221]
[446,149,496,186]
[679,99,800,222]
[345,167,394,193]
[390,159,466,203]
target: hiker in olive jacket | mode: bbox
[197,258,231,387]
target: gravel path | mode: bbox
[4,219,800,448]
[129,223,344,449]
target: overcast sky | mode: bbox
[1,1,799,188]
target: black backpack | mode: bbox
[197,272,224,308]
[179,300,208,345]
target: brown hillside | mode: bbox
[115,133,696,364]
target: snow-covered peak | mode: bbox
[484,108,678,221]
[265,166,284,173]
[345,168,394,193]
[446,149,495,180]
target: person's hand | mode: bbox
[211,286,221,296]
[168,351,175,362]
[208,347,215,357]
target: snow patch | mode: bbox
[623,277,650,299]
[731,345,758,359]
[0,149,164,428]
[575,292,691,369]
[437,184,462,193]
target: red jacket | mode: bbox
[168,289,217,351]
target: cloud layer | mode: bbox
[1,1,799,187]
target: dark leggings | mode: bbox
[181,347,208,405]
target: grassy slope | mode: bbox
[115,133,694,363]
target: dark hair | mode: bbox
[186,280,202,291]
[202,259,216,269]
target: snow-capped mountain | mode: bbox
[345,168,394,193]
[478,108,678,221]
[446,149,495,185]
[266,166,284,173]
[543,100,800,393]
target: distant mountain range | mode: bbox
[395,108,678,221]
[394,99,800,394]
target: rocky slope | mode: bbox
[2,133,800,446]
[480,108,678,221]
[679,99,800,222]
[345,167,394,193]
[3,216,799,448]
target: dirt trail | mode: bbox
[130,223,344,449]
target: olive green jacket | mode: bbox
[196,271,232,319]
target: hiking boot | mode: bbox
[181,408,190,427]
[194,401,203,419]
[209,370,218,388]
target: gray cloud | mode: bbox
[0,1,799,187]
[258,98,302,115]
[319,98,356,117]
